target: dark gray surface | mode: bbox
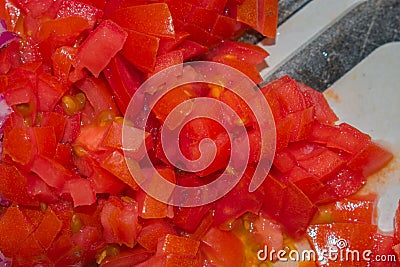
[264,0,400,91]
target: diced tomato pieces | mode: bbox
[63,178,96,207]
[103,54,144,114]
[100,196,140,247]
[76,77,120,117]
[327,123,371,155]
[278,182,317,238]
[31,155,73,189]
[100,150,139,190]
[3,127,36,166]
[0,206,34,257]
[299,82,338,123]
[41,112,67,142]
[33,126,57,158]
[137,221,176,251]
[75,123,110,151]
[33,207,63,249]
[61,112,81,143]
[298,149,345,180]
[74,20,127,77]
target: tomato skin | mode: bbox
[0,163,38,206]
[74,20,128,77]
[110,3,175,38]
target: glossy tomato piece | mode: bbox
[179,39,208,61]
[33,126,57,158]
[156,234,200,257]
[110,3,175,37]
[158,31,189,54]
[2,127,36,166]
[100,150,139,190]
[103,54,144,114]
[347,141,393,177]
[62,177,96,207]
[52,46,77,84]
[41,111,67,142]
[57,0,103,27]
[298,82,338,123]
[315,196,376,224]
[100,196,140,248]
[307,222,377,266]
[137,220,176,251]
[76,77,120,116]
[31,155,73,189]
[74,20,127,77]
[236,0,278,38]
[121,29,160,73]
[60,111,81,143]
[327,123,371,155]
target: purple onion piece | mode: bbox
[0,94,12,160]
[0,193,10,207]
[0,251,12,267]
[0,19,7,33]
[0,18,21,49]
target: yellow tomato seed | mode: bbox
[98,110,115,126]
[15,102,33,116]
[74,92,86,110]
[62,95,77,115]
[71,214,83,233]
[73,145,87,157]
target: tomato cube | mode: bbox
[74,20,127,77]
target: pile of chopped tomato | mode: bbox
[0,0,396,266]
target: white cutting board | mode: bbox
[325,42,400,233]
